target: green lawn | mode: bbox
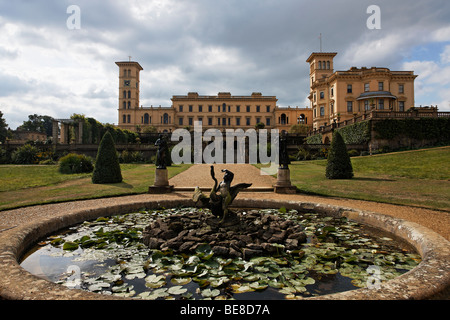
[286,146,450,211]
[0,164,191,211]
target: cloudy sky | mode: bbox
[1,0,450,129]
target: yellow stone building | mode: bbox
[306,52,417,130]
[116,61,312,133]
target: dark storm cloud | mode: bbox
[1,0,450,128]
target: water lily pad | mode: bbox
[170,277,192,285]
[168,285,187,295]
[62,241,79,251]
[201,288,220,298]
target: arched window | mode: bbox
[318,61,322,69]
[128,69,131,77]
[280,113,287,125]
[143,113,150,124]
[163,113,169,124]
[298,114,306,124]
[124,69,127,77]
[327,61,330,69]
[128,91,131,99]
[123,101,126,109]
[123,115,126,123]
[123,90,127,99]
[127,101,131,109]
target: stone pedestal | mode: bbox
[148,168,174,194]
[274,168,297,194]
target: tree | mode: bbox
[19,114,54,136]
[0,111,8,143]
[92,131,123,184]
[325,131,353,179]
[288,124,309,135]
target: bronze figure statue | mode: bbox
[193,166,252,222]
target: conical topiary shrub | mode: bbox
[92,131,123,184]
[326,131,353,179]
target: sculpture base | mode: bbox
[149,168,174,194]
[274,168,297,194]
[148,185,174,194]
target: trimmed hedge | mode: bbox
[337,120,371,145]
[373,118,450,142]
[92,131,123,184]
[326,131,353,179]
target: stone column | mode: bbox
[149,168,174,194]
[52,120,59,145]
[274,167,296,194]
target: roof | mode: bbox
[306,52,338,63]
[115,61,144,70]
[356,91,397,100]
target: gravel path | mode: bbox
[1,164,449,242]
[169,163,276,188]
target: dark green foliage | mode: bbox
[59,153,93,174]
[326,131,353,179]
[11,144,39,164]
[337,120,371,145]
[373,118,450,143]
[92,131,123,184]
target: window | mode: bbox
[222,103,226,112]
[228,118,231,125]
[127,115,131,123]
[331,87,334,97]
[128,91,131,99]
[280,114,287,125]
[189,105,193,112]
[327,61,330,70]
[236,118,241,126]
[256,117,261,124]
[347,101,353,113]
[318,61,322,69]
[399,101,405,112]
[179,105,183,112]
[208,117,213,125]
[364,100,370,111]
[163,113,169,124]
[123,90,127,99]
[399,84,404,94]
[123,101,126,109]
[266,117,271,126]
[198,105,202,112]
[266,105,270,112]
[246,105,250,112]
[208,105,212,112]
[378,99,384,110]
[222,118,226,126]
[246,117,251,126]
[320,91,324,99]
[127,101,131,109]
[320,106,325,117]
[378,82,384,91]
[179,117,183,125]
[364,83,370,92]
[188,117,193,126]
[122,115,126,123]
[256,105,260,112]
[198,117,203,124]
[143,113,150,124]
[347,84,352,93]
[236,105,240,112]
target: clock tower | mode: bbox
[116,60,143,129]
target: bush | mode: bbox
[326,131,353,179]
[92,131,123,184]
[12,144,39,164]
[59,153,93,174]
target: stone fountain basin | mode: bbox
[0,198,448,300]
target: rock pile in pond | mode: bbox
[142,209,307,259]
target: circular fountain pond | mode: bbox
[20,206,421,300]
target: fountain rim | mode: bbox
[0,197,448,300]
